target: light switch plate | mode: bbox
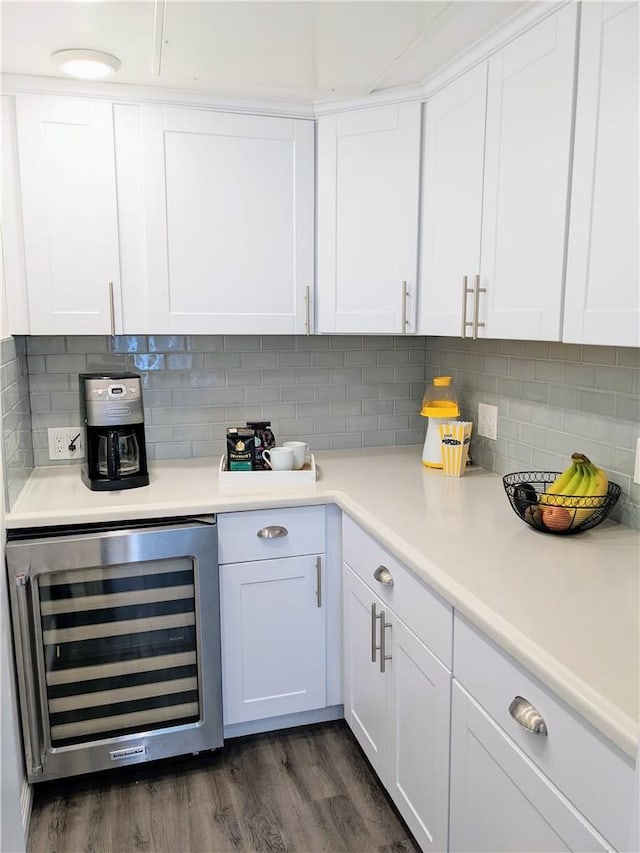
[477,403,498,440]
[48,428,84,460]
[634,437,640,485]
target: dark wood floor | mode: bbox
[28,720,420,853]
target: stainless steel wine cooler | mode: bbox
[7,516,222,782]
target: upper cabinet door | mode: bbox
[317,103,421,334]
[14,95,121,334]
[479,5,578,341]
[418,64,487,336]
[563,2,639,347]
[138,107,314,334]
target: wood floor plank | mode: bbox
[27,721,418,853]
[315,724,413,848]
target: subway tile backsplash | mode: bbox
[1,334,638,529]
[24,335,427,465]
[425,337,640,529]
[1,335,33,510]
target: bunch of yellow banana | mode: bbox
[540,453,608,529]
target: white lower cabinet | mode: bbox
[221,554,326,724]
[449,683,609,853]
[343,548,452,852]
[218,506,329,728]
[451,614,636,853]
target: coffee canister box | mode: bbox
[246,421,276,470]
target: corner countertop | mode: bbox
[6,446,639,759]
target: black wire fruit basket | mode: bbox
[502,472,621,535]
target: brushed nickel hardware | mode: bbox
[304,285,311,336]
[108,281,116,336]
[472,274,486,339]
[401,281,410,333]
[508,696,548,735]
[315,556,322,608]
[462,275,474,338]
[373,565,394,586]
[378,609,392,673]
[371,603,378,663]
[256,526,288,539]
[15,572,43,775]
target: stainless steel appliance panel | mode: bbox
[7,517,222,782]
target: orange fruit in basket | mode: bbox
[541,505,572,531]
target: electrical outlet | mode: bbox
[48,428,84,461]
[477,403,498,440]
[634,437,640,486]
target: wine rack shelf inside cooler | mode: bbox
[38,556,200,747]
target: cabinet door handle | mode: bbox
[461,275,473,338]
[256,525,288,539]
[315,556,322,608]
[304,285,311,336]
[508,696,548,735]
[373,565,394,586]
[378,609,392,674]
[371,602,378,663]
[108,281,116,336]
[472,274,486,339]
[14,572,44,776]
[401,281,409,333]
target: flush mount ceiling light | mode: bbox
[51,49,121,80]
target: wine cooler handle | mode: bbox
[14,572,44,776]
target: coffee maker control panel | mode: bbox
[90,383,141,400]
[81,375,145,426]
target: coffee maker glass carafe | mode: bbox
[97,429,141,478]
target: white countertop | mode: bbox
[7,446,639,759]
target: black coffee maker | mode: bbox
[79,372,149,491]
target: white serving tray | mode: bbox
[218,454,317,487]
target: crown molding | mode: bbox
[312,84,426,117]
[0,74,316,119]
[420,0,571,99]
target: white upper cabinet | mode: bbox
[480,4,577,341]
[419,5,577,341]
[13,95,122,335]
[563,2,639,347]
[135,106,314,334]
[418,63,487,337]
[317,103,421,334]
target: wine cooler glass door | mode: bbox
[40,556,200,748]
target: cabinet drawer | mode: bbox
[218,506,325,564]
[454,614,635,851]
[342,514,452,669]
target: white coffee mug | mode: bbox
[262,447,294,471]
[282,441,309,470]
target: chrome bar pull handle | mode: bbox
[14,572,43,775]
[508,696,548,736]
[378,610,392,673]
[304,285,311,335]
[371,603,378,663]
[401,281,409,333]
[256,525,288,539]
[462,275,474,338]
[373,565,394,586]
[315,556,322,608]
[472,274,486,339]
[108,281,116,336]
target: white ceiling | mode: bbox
[1,1,528,103]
